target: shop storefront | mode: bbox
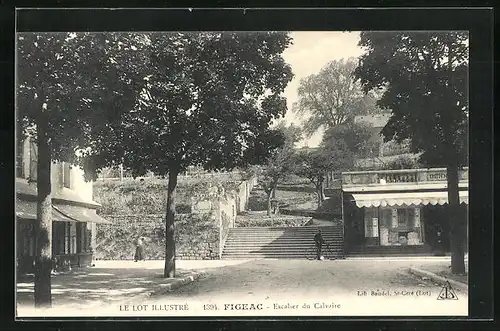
[16,196,110,274]
[16,137,111,274]
[343,190,468,254]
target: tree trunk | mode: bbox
[266,192,272,217]
[320,182,326,203]
[119,164,124,181]
[316,178,326,208]
[271,187,276,199]
[447,164,466,274]
[316,185,322,209]
[34,113,52,308]
[164,170,178,278]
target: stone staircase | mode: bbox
[221,225,344,259]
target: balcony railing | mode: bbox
[342,167,468,186]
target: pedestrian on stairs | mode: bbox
[314,229,325,260]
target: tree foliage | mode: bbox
[355,32,468,168]
[80,32,293,177]
[16,32,145,307]
[251,122,302,216]
[355,31,469,274]
[321,121,374,170]
[17,31,293,296]
[292,148,333,208]
[77,32,294,277]
[17,32,147,163]
[385,155,421,170]
[292,57,383,136]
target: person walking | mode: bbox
[314,229,325,260]
[134,236,145,262]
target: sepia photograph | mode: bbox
[15,26,471,318]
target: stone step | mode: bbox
[226,236,343,240]
[230,227,342,231]
[229,230,343,233]
[229,232,343,238]
[224,242,342,247]
[223,245,344,251]
[226,233,343,237]
[225,239,343,243]
[222,254,345,259]
[229,229,342,232]
[223,226,344,259]
[224,253,344,257]
[227,233,343,236]
[224,242,344,246]
[224,241,343,246]
[229,233,342,235]
[224,244,344,252]
[223,244,345,250]
[223,251,344,255]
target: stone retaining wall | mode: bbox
[95,213,220,260]
[95,177,257,261]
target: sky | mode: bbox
[280,31,363,147]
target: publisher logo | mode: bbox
[437,281,458,300]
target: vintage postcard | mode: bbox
[15,26,470,318]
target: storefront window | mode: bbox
[53,222,90,255]
[86,223,93,252]
[379,208,392,246]
[77,223,90,253]
[363,208,379,238]
[397,209,407,226]
[68,222,77,254]
[377,207,423,246]
[52,222,65,255]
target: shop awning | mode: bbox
[53,204,112,224]
[351,190,469,208]
[15,200,76,222]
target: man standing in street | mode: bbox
[314,229,325,260]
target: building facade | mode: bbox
[341,167,469,255]
[16,137,110,274]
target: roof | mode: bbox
[354,114,391,128]
[349,190,468,208]
[16,179,101,209]
[16,199,111,224]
